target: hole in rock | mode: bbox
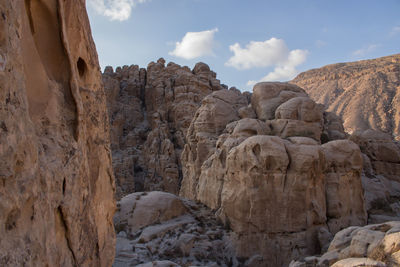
[77,57,86,77]
[62,178,66,194]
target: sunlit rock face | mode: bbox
[103,59,229,198]
[291,53,400,141]
[0,1,115,266]
[180,82,367,266]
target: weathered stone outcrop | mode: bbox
[103,60,226,198]
[180,89,249,200]
[349,130,400,223]
[351,130,400,182]
[322,140,366,234]
[291,54,400,140]
[290,221,400,267]
[113,191,239,267]
[0,1,115,266]
[180,82,367,266]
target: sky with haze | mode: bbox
[86,0,400,91]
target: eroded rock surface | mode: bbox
[103,60,226,198]
[350,130,400,223]
[0,1,115,266]
[180,82,367,266]
[113,191,239,267]
[291,54,400,140]
[290,221,400,267]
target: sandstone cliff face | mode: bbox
[291,54,400,140]
[180,82,367,266]
[103,59,226,198]
[0,1,115,266]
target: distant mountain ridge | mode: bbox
[291,53,400,140]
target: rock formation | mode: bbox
[0,1,115,266]
[113,191,239,267]
[291,54,400,140]
[180,82,368,266]
[350,130,400,223]
[103,60,226,198]
[290,221,400,267]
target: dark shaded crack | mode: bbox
[57,206,77,266]
[282,143,292,192]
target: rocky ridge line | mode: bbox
[291,53,400,140]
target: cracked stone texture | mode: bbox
[0,1,115,266]
[291,53,400,140]
[103,59,227,198]
[180,82,367,266]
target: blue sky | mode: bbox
[87,0,400,91]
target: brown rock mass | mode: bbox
[103,60,226,198]
[0,1,115,266]
[291,54,400,140]
[180,82,367,266]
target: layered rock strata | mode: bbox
[291,54,400,140]
[0,1,115,266]
[180,82,367,266]
[103,60,227,198]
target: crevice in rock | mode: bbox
[283,143,292,192]
[57,0,81,141]
[57,206,77,266]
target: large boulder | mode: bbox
[180,82,367,266]
[251,82,307,120]
[0,1,115,266]
[114,191,187,235]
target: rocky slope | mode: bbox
[103,59,232,198]
[290,221,400,267]
[0,1,115,266]
[291,54,400,140]
[180,82,368,266]
[113,191,239,267]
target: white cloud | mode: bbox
[88,0,149,21]
[352,44,379,57]
[246,49,308,86]
[315,40,327,48]
[390,26,400,36]
[225,38,290,70]
[169,28,218,60]
[224,37,308,86]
